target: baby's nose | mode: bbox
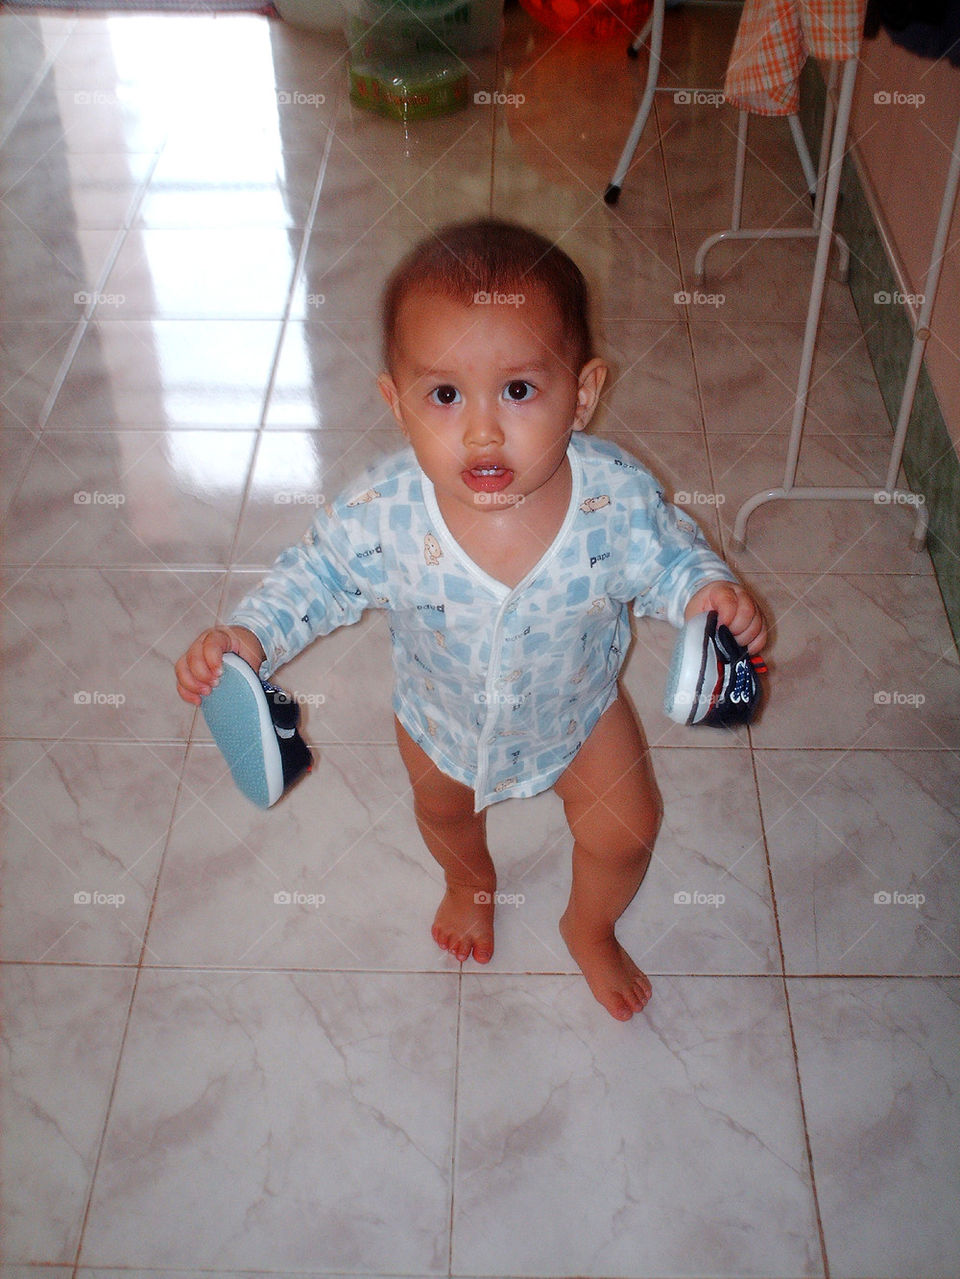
[464,406,504,447]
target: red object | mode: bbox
[518,0,652,41]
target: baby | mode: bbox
[176,218,766,1022]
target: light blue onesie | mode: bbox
[229,432,736,809]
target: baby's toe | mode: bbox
[606,990,635,1020]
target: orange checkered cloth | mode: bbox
[724,0,867,116]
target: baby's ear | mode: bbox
[572,358,608,431]
[377,372,407,433]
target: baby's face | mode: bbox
[378,286,606,518]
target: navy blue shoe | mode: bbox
[664,610,765,727]
[201,654,312,807]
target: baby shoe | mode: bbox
[201,653,312,807]
[663,609,766,727]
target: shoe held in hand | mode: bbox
[664,610,766,727]
[201,653,312,807]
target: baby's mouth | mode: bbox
[462,463,515,494]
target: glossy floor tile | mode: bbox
[715,434,937,575]
[79,970,459,1271]
[1,965,136,1262]
[2,5,958,1277]
[454,974,822,1277]
[758,751,960,974]
[1,429,259,566]
[1,740,186,963]
[746,571,960,749]
[789,979,960,1278]
[659,91,816,229]
[145,742,441,969]
[691,318,894,435]
[46,318,284,428]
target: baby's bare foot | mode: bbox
[559,911,652,1021]
[432,883,495,964]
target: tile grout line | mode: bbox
[7,46,314,1275]
[486,30,500,216]
[779,975,833,1279]
[66,733,195,1275]
[193,109,339,744]
[0,14,76,149]
[655,93,735,568]
[748,744,832,1279]
[69,954,144,1279]
[214,111,338,606]
[31,143,168,438]
[447,967,465,1276]
[3,734,960,754]
[1,958,957,978]
[443,48,498,1272]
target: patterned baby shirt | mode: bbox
[229,432,736,809]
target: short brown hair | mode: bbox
[381,218,595,373]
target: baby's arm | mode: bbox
[685,580,767,655]
[176,500,379,705]
[175,625,267,706]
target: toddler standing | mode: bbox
[176,219,766,1021]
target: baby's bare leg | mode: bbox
[554,692,662,1021]
[395,718,496,963]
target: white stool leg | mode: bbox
[605,0,665,204]
[732,57,859,550]
[788,113,817,197]
[694,109,748,283]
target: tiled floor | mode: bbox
[2,5,959,1277]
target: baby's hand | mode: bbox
[685,581,767,655]
[175,626,266,706]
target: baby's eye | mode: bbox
[503,380,536,402]
[430,384,461,406]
